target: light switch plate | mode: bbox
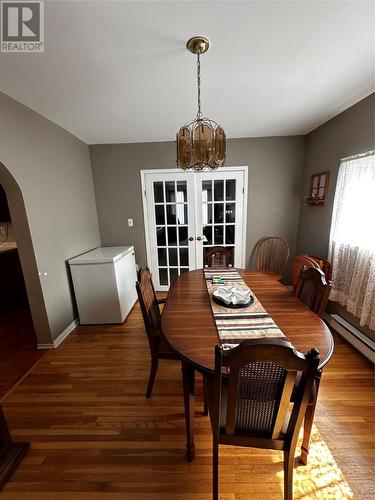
[128,218,134,227]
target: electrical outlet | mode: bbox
[0,223,7,235]
[128,218,134,227]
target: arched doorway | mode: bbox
[0,161,50,397]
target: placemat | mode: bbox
[204,268,285,349]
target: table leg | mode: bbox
[300,372,322,465]
[181,361,195,462]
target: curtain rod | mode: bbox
[341,150,375,162]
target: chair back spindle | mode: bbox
[255,237,290,279]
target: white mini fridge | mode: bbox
[69,246,138,324]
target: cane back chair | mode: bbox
[205,338,320,500]
[291,255,320,292]
[136,267,177,398]
[295,266,332,317]
[136,268,208,412]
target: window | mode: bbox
[328,151,375,330]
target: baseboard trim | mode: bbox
[37,318,79,349]
[323,312,375,364]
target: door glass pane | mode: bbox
[214,225,223,244]
[177,204,187,224]
[202,204,212,224]
[169,248,178,266]
[155,205,165,225]
[159,268,168,286]
[180,267,189,275]
[226,179,236,201]
[214,204,224,223]
[225,203,236,223]
[156,227,166,246]
[226,225,235,244]
[202,180,212,202]
[203,226,212,245]
[165,181,175,202]
[154,182,164,203]
[177,181,187,202]
[166,205,176,224]
[179,248,188,266]
[179,226,188,246]
[214,180,224,201]
[158,248,167,266]
[169,268,178,284]
[168,227,177,246]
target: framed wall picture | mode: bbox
[307,170,330,206]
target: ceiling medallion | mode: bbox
[176,36,226,172]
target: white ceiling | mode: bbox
[0,0,374,144]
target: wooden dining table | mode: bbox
[161,269,334,463]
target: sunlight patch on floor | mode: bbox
[277,424,354,499]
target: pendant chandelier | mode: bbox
[176,36,226,172]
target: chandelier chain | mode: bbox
[197,53,202,118]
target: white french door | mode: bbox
[141,167,247,291]
[143,171,197,291]
[195,170,245,269]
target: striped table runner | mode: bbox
[204,268,285,349]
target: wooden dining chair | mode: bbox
[291,255,320,292]
[136,268,208,412]
[204,246,234,268]
[136,267,178,398]
[295,266,332,317]
[255,236,290,280]
[205,339,320,500]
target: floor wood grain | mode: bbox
[1,299,374,499]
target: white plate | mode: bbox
[213,285,251,305]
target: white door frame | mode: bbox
[140,166,248,283]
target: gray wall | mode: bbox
[0,91,100,343]
[90,136,305,272]
[296,93,375,257]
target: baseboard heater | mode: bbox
[323,313,375,364]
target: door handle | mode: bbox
[196,236,202,241]
[188,236,194,241]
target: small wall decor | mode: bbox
[306,170,330,206]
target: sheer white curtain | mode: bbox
[328,151,375,330]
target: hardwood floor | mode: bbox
[1,299,374,499]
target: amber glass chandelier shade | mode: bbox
[177,119,226,172]
[176,36,226,171]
